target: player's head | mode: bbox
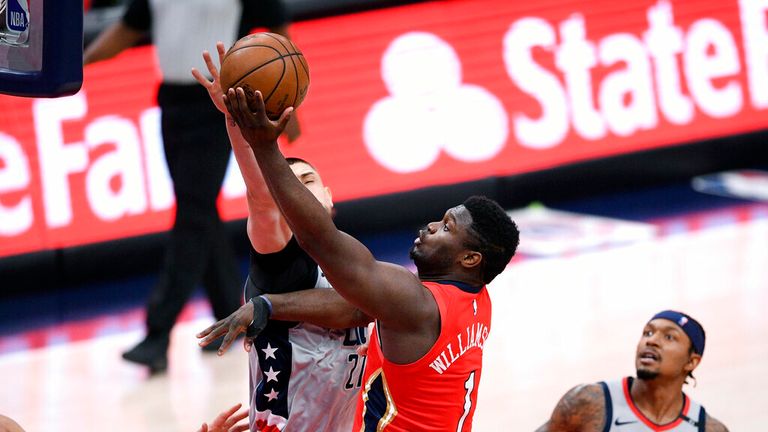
[635,310,705,384]
[287,158,333,214]
[0,414,25,432]
[409,196,519,284]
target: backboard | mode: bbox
[0,0,82,97]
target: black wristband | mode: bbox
[246,296,270,338]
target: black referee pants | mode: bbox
[145,83,242,338]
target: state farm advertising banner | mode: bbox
[1,0,768,258]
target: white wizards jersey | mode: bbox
[247,264,367,431]
[602,377,706,432]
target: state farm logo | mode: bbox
[364,0,768,172]
[363,32,508,173]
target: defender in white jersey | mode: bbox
[193,45,370,431]
[243,238,369,431]
[537,310,728,432]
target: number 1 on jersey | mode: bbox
[456,370,476,431]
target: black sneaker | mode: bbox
[122,334,169,374]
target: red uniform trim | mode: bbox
[622,377,690,431]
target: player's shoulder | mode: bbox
[561,383,607,408]
[705,414,729,432]
[545,383,607,431]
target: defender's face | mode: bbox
[410,205,475,269]
[290,162,333,214]
[635,319,697,380]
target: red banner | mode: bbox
[1,0,767,257]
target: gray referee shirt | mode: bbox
[122,0,289,84]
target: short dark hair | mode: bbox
[462,196,520,284]
[286,157,315,169]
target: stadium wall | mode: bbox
[2,0,767,294]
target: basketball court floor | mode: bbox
[1,184,767,431]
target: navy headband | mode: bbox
[650,310,706,356]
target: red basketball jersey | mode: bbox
[353,280,492,432]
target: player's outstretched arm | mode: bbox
[265,289,372,329]
[192,43,292,254]
[536,384,607,432]
[705,415,729,432]
[224,89,436,335]
[197,289,372,355]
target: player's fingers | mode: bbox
[220,403,242,420]
[198,323,228,346]
[231,424,250,432]
[199,327,228,348]
[223,409,247,428]
[230,88,246,119]
[191,68,210,87]
[203,50,219,81]
[213,403,241,426]
[251,90,267,117]
[197,423,208,432]
[197,317,226,338]
[216,42,226,67]
[235,88,259,126]
[276,107,294,131]
[223,91,241,124]
[232,408,248,423]
[218,326,241,355]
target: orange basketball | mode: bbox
[220,32,310,119]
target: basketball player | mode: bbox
[536,310,729,432]
[192,45,370,432]
[221,87,520,431]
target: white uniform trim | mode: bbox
[602,377,705,432]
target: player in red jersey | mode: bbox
[222,88,519,431]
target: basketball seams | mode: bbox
[223,44,283,60]
[263,33,293,54]
[287,40,309,76]
[294,53,309,76]
[259,56,287,111]
[221,33,309,119]
[286,52,300,108]
[262,33,300,111]
[232,56,286,104]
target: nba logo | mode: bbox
[678,316,688,327]
[6,0,28,33]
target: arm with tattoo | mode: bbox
[536,384,607,432]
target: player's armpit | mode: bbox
[705,415,730,432]
[544,384,607,432]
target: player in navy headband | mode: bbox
[536,310,728,432]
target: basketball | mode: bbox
[220,32,310,119]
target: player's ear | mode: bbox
[684,353,701,374]
[460,251,482,269]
